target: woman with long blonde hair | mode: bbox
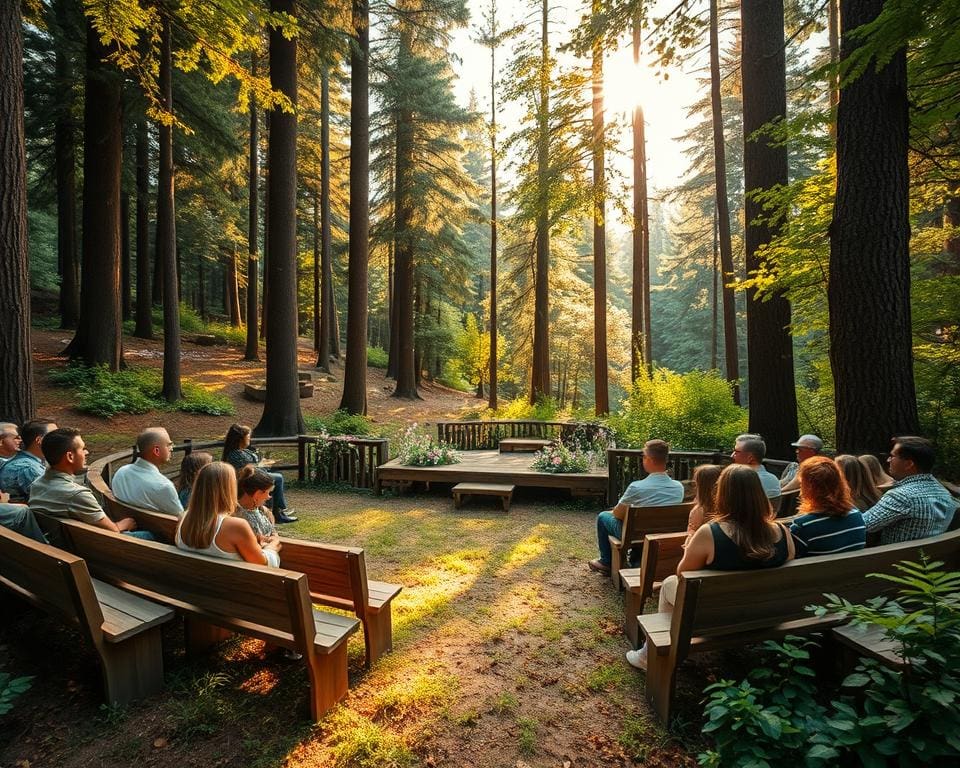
[627,464,794,671]
[684,464,723,545]
[176,461,281,567]
[858,453,894,489]
[835,454,881,511]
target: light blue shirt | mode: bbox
[618,472,685,507]
[112,458,184,517]
[756,466,782,499]
[0,451,46,502]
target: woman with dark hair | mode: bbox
[221,423,297,523]
[177,451,213,508]
[789,456,866,557]
[176,462,281,567]
[235,465,278,542]
[627,464,795,670]
[835,454,881,512]
[684,464,723,545]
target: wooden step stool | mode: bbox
[452,483,515,512]
[498,438,554,453]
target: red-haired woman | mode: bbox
[789,455,866,557]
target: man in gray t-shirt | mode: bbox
[589,439,684,575]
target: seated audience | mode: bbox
[235,465,278,542]
[111,428,184,517]
[221,423,297,523]
[789,456,866,556]
[0,419,57,501]
[835,454,882,512]
[176,461,281,567]
[859,453,894,489]
[862,437,957,544]
[626,464,795,671]
[177,451,213,508]
[730,434,782,500]
[29,427,149,540]
[0,423,22,466]
[779,434,824,492]
[589,439,684,575]
[684,464,723,545]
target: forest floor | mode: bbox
[1,328,711,768]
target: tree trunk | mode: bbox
[631,16,651,379]
[829,0,917,453]
[741,0,797,457]
[157,17,182,402]
[339,0,370,414]
[54,3,80,330]
[330,280,341,358]
[711,207,719,371]
[226,245,241,326]
[260,122,269,343]
[710,0,741,403]
[828,0,841,142]
[255,0,305,436]
[198,252,206,319]
[0,1,34,422]
[313,186,320,352]
[317,65,332,373]
[530,0,551,404]
[591,5,609,416]
[488,12,499,411]
[133,118,153,339]
[121,192,131,321]
[64,22,123,371]
[245,57,260,362]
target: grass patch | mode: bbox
[325,708,416,768]
[491,691,518,715]
[165,670,234,742]
[304,409,376,436]
[585,662,631,693]
[517,715,538,755]
[367,346,389,368]
[373,669,459,721]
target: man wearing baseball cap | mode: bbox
[780,434,824,492]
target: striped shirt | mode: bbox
[862,474,957,544]
[790,509,866,557]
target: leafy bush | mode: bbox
[367,346,389,369]
[0,670,34,715]
[178,382,235,416]
[608,368,747,451]
[698,558,960,767]
[305,409,374,436]
[395,424,460,466]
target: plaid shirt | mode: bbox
[0,451,45,502]
[862,473,957,544]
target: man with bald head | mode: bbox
[111,427,184,517]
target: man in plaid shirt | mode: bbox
[862,436,957,544]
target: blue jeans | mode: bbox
[265,472,288,511]
[123,530,157,541]
[596,511,623,566]
[0,503,45,543]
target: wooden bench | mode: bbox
[636,529,960,723]
[0,525,174,707]
[620,531,687,648]
[498,438,554,453]
[831,623,905,671]
[452,482,515,512]
[608,502,694,589]
[46,517,359,720]
[95,497,400,668]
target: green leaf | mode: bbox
[842,672,870,687]
[806,744,839,760]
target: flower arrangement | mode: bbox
[530,442,591,473]
[396,424,460,466]
[562,422,615,467]
[313,428,361,483]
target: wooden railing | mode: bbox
[606,448,793,504]
[90,434,387,493]
[436,420,606,451]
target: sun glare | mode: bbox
[601,46,650,118]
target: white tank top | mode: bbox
[176,514,242,561]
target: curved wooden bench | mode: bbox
[608,502,694,589]
[0,525,174,706]
[636,528,960,724]
[47,517,359,720]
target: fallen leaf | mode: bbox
[153,737,169,749]
[16,759,31,768]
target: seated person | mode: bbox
[731,433,782,500]
[789,456,866,556]
[0,491,46,543]
[221,423,297,523]
[176,461,281,567]
[177,451,213,509]
[111,427,184,517]
[626,464,795,670]
[859,453,894,489]
[28,427,150,541]
[862,436,957,544]
[0,423,22,466]
[779,434,824,492]
[835,454,882,512]
[235,465,278,542]
[683,464,723,545]
[589,439,684,575]
[0,419,57,501]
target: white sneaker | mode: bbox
[626,645,647,671]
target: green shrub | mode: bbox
[367,346,389,368]
[305,409,374,436]
[0,671,34,715]
[608,368,747,451]
[179,382,236,416]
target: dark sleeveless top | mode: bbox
[707,522,790,571]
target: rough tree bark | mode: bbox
[591,0,609,416]
[530,0,551,404]
[829,0,918,453]
[316,64,332,373]
[631,15,651,379]
[54,0,79,330]
[245,57,260,362]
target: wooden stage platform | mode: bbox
[373,449,608,499]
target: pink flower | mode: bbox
[552,456,562,465]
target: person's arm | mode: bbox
[677,524,713,575]
[684,506,705,547]
[780,476,800,493]
[93,515,121,532]
[611,501,629,521]
[221,517,272,566]
[157,479,185,517]
[862,491,908,532]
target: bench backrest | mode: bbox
[54,518,316,649]
[672,528,960,660]
[622,502,694,546]
[0,525,105,648]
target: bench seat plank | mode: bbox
[832,623,905,670]
[93,579,175,642]
[453,483,515,493]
